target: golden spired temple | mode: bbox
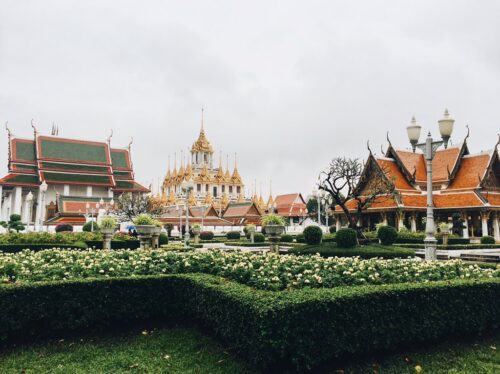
[160,112,246,210]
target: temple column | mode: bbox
[35,189,42,230]
[397,211,405,230]
[481,211,490,237]
[13,186,22,216]
[410,213,417,232]
[22,195,30,223]
[493,212,500,242]
[381,212,388,226]
[63,184,70,196]
[108,188,113,198]
[335,215,341,231]
[461,212,470,239]
[86,186,93,197]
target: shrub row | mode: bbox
[289,244,415,259]
[85,240,140,250]
[0,243,87,253]
[0,275,497,370]
[395,237,471,245]
[398,243,499,250]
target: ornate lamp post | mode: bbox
[176,204,183,240]
[406,110,454,260]
[182,182,194,248]
[38,181,47,231]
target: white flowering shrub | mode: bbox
[0,249,497,291]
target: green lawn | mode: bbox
[289,243,415,259]
[1,328,498,373]
[0,327,253,374]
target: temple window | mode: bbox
[205,184,209,192]
[237,186,241,194]
[204,154,208,162]
[213,186,217,197]
[222,185,225,193]
[197,184,201,192]
[229,186,233,193]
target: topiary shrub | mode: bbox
[200,231,214,240]
[336,228,357,248]
[480,236,495,245]
[303,226,323,245]
[328,225,336,234]
[378,225,398,245]
[296,233,305,243]
[159,233,169,245]
[82,221,99,232]
[55,224,73,233]
[226,231,241,240]
[165,223,174,237]
[254,233,265,243]
[280,234,293,243]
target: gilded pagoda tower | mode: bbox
[162,113,245,207]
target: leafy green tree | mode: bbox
[0,214,26,232]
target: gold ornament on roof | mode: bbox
[191,109,214,153]
[188,190,197,206]
[203,191,213,205]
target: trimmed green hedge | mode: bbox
[0,243,87,253]
[289,244,415,259]
[0,275,498,370]
[398,243,499,250]
[396,237,471,245]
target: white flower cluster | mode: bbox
[0,248,497,291]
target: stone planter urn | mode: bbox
[101,227,115,250]
[441,226,450,247]
[192,227,201,244]
[247,226,256,243]
[151,226,161,249]
[264,225,285,254]
[136,225,156,249]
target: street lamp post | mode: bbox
[182,182,194,248]
[406,110,454,260]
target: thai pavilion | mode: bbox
[334,112,500,241]
[0,125,149,229]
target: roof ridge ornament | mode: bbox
[107,129,113,146]
[367,140,373,156]
[127,137,133,151]
[31,119,38,137]
[464,124,470,143]
[386,131,393,148]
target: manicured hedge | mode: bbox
[84,240,140,250]
[0,243,87,253]
[289,244,415,259]
[396,238,471,245]
[0,275,498,370]
[398,243,499,250]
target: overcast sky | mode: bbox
[1,1,499,198]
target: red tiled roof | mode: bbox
[335,195,398,212]
[395,150,427,182]
[274,193,305,207]
[431,146,461,182]
[376,158,415,190]
[434,192,485,208]
[484,193,500,207]
[401,194,427,208]
[448,153,491,189]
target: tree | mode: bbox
[306,197,331,225]
[114,193,162,222]
[0,214,26,232]
[318,156,395,232]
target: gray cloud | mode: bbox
[1,0,499,197]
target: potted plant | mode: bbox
[191,224,201,244]
[133,214,156,249]
[100,216,117,250]
[261,214,286,253]
[245,224,256,243]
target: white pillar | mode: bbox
[381,213,388,226]
[410,213,417,232]
[35,190,42,230]
[335,216,341,231]
[86,186,93,197]
[63,184,70,196]
[22,196,30,223]
[13,186,22,215]
[493,213,500,242]
[481,212,489,237]
[108,188,113,198]
[398,212,405,230]
[463,215,469,239]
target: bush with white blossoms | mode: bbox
[0,249,497,291]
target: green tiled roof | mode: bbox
[12,163,38,172]
[39,138,109,164]
[42,172,113,185]
[40,162,111,173]
[111,150,129,169]
[13,140,36,161]
[0,174,40,186]
[115,180,135,189]
[113,170,133,179]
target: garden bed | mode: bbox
[289,243,416,259]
